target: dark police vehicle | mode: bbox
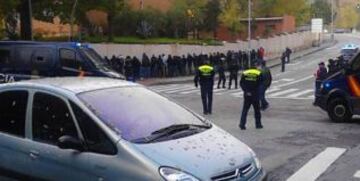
[0,41,123,83]
[315,51,360,122]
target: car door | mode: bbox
[0,90,34,177]
[68,101,122,180]
[29,91,93,180]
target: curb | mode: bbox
[139,40,338,86]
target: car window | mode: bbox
[60,49,80,69]
[31,48,53,72]
[78,87,207,142]
[0,49,11,72]
[70,101,117,155]
[0,91,28,137]
[15,47,34,71]
[32,92,78,145]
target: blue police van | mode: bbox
[315,51,360,122]
[0,41,123,83]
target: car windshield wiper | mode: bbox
[132,124,211,144]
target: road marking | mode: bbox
[164,87,195,93]
[287,89,314,98]
[287,147,346,181]
[354,170,360,178]
[180,89,199,94]
[282,78,295,82]
[268,89,299,97]
[288,62,302,66]
[152,85,187,92]
[277,75,313,88]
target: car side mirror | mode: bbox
[57,135,84,152]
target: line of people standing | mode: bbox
[104,47,266,82]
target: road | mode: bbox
[149,34,360,181]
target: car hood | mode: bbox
[132,125,253,180]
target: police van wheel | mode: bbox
[328,98,352,122]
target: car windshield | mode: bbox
[78,87,208,142]
[80,48,112,70]
[341,49,357,56]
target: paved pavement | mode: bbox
[146,33,360,181]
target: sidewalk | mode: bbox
[138,40,337,86]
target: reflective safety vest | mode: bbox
[243,69,261,82]
[198,65,214,76]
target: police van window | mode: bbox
[31,48,53,72]
[15,47,34,69]
[0,49,10,66]
[32,92,79,145]
[60,49,80,69]
[0,91,28,137]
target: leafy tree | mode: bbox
[204,0,221,39]
[254,0,311,25]
[311,0,332,24]
[336,4,359,29]
[0,0,20,39]
[219,0,244,38]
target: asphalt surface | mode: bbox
[149,34,360,181]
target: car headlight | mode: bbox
[159,167,199,181]
[320,83,324,90]
[248,148,262,169]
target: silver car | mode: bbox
[0,77,265,180]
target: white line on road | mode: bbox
[180,89,199,94]
[287,89,314,98]
[164,87,195,93]
[287,147,346,181]
[354,170,360,178]
[268,89,299,97]
[276,75,313,88]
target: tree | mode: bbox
[218,0,244,38]
[0,0,20,40]
[204,0,221,39]
[255,0,311,25]
[311,0,332,24]
[336,4,359,29]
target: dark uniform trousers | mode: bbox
[217,73,226,88]
[201,83,213,114]
[195,65,215,114]
[240,92,262,128]
[228,73,238,89]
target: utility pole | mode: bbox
[20,0,33,40]
[331,0,334,41]
[248,0,252,67]
[69,0,79,41]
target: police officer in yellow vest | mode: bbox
[194,61,215,115]
[239,66,263,130]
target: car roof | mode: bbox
[341,44,359,50]
[0,77,138,94]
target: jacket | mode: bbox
[240,68,263,94]
[194,65,215,87]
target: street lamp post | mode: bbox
[248,0,252,67]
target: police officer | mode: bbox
[194,61,215,115]
[239,66,263,130]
